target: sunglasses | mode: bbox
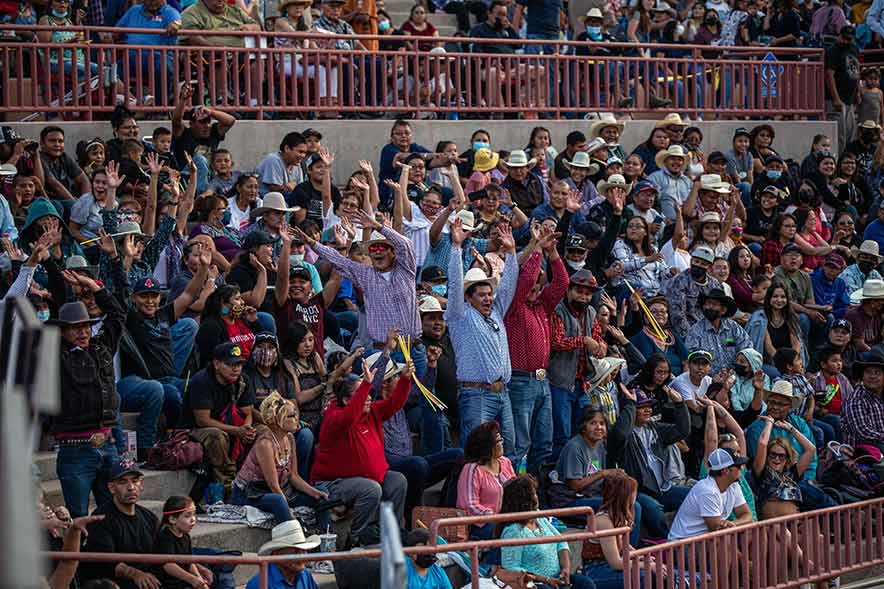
[768,451,788,460]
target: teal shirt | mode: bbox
[500,517,569,578]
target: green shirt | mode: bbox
[773,266,814,306]
[180,1,255,47]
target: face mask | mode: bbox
[863,132,879,144]
[50,8,67,17]
[252,346,277,367]
[570,299,589,311]
[221,305,231,316]
[378,19,391,31]
[702,307,722,322]
[221,209,232,225]
[766,170,781,181]
[414,554,438,569]
[231,303,244,317]
[431,284,447,297]
[566,260,586,271]
[587,25,602,40]
[859,261,876,274]
[473,141,490,152]
[36,309,50,322]
[733,363,752,378]
[690,266,707,281]
[705,17,718,25]
[291,253,305,265]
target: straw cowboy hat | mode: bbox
[850,278,884,304]
[450,209,479,232]
[850,239,883,262]
[365,351,406,380]
[473,148,499,173]
[587,356,626,389]
[697,211,723,226]
[579,7,604,22]
[765,380,802,408]
[503,150,536,168]
[589,114,625,139]
[859,120,882,131]
[250,192,301,219]
[585,137,609,157]
[699,174,731,194]
[258,520,321,556]
[597,174,632,194]
[654,144,688,169]
[564,152,592,169]
[463,267,498,293]
[654,113,688,129]
[363,231,393,248]
[419,296,444,314]
[278,0,311,13]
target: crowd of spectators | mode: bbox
[8,102,884,588]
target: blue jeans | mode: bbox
[799,480,837,511]
[191,547,236,589]
[230,482,315,524]
[116,375,185,450]
[420,390,453,456]
[388,449,464,527]
[171,318,198,377]
[582,561,646,589]
[508,374,553,475]
[817,413,842,444]
[458,384,515,460]
[551,381,589,460]
[294,427,314,480]
[636,486,692,539]
[56,441,119,517]
[125,49,175,105]
[569,496,643,547]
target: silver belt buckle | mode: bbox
[535,369,547,381]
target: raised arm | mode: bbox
[445,220,468,320]
[779,419,816,477]
[493,224,519,315]
[390,162,411,231]
[753,416,774,478]
[319,147,335,220]
[358,160,379,211]
[430,200,457,247]
[172,244,210,320]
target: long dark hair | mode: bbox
[202,285,240,321]
[793,207,813,234]
[283,321,313,360]
[463,421,501,465]
[727,244,754,279]
[631,353,671,391]
[601,471,637,529]
[767,212,796,241]
[498,476,539,530]
[763,280,800,335]
[624,215,655,256]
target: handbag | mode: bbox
[147,430,204,470]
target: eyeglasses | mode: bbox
[768,451,788,460]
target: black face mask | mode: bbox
[493,16,505,29]
[706,18,719,25]
[690,266,707,281]
[733,363,752,378]
[570,299,589,311]
[862,132,879,144]
[414,554,438,568]
[859,261,877,274]
[702,307,722,322]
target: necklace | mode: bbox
[644,327,674,349]
[269,431,291,468]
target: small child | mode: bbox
[812,346,852,441]
[151,127,180,171]
[206,148,241,196]
[118,138,151,198]
[154,496,214,589]
[858,69,884,130]
[774,347,834,448]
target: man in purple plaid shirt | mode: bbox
[841,350,884,450]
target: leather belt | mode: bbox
[55,430,110,448]
[511,369,547,381]
[460,380,506,394]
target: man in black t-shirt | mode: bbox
[185,342,256,484]
[171,83,237,192]
[291,150,340,225]
[825,25,861,150]
[80,461,159,589]
[38,125,90,201]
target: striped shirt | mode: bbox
[456,458,515,515]
[445,247,518,384]
[312,226,420,341]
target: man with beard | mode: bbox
[275,226,341,357]
[80,461,171,589]
[548,269,605,458]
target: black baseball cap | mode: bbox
[212,342,248,365]
[707,151,727,164]
[243,230,276,250]
[566,233,587,251]
[421,265,447,283]
[782,243,803,256]
[289,265,312,281]
[132,277,162,294]
[832,318,852,333]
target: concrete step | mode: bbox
[41,468,196,507]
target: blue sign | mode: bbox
[760,52,784,99]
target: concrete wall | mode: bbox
[6,119,837,175]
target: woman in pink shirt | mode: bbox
[457,421,515,539]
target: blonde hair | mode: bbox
[768,437,797,467]
[259,392,298,430]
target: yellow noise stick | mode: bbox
[397,335,447,411]
[623,279,668,343]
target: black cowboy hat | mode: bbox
[854,349,884,380]
[698,288,738,318]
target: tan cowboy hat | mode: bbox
[589,114,625,138]
[419,296,444,314]
[278,0,311,13]
[597,174,632,195]
[463,267,498,293]
[250,192,301,219]
[258,520,321,556]
[564,152,592,169]
[503,150,536,168]
[850,278,884,304]
[579,7,605,22]
[654,113,688,129]
[859,120,882,130]
[850,239,883,262]
[473,148,500,172]
[654,144,688,169]
[699,173,731,194]
[697,211,722,225]
[765,380,802,408]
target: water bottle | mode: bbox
[517,455,527,476]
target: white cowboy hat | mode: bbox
[365,351,406,380]
[850,278,884,304]
[589,114,625,139]
[564,152,592,169]
[764,380,801,408]
[697,211,722,225]
[0,163,18,176]
[258,520,321,556]
[363,230,392,248]
[587,356,626,389]
[579,7,605,22]
[850,239,883,262]
[463,267,498,293]
[585,137,609,156]
[250,192,301,219]
[699,173,731,194]
[419,296,444,314]
[449,209,478,232]
[654,144,688,169]
[503,150,536,168]
[654,113,688,129]
[597,174,632,195]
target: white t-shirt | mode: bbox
[227,195,261,233]
[668,476,746,540]
[670,372,712,403]
[661,240,691,274]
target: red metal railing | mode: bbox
[1,26,825,120]
[624,495,884,589]
[42,506,631,589]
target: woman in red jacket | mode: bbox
[310,359,413,546]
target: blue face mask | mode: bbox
[587,26,602,40]
[50,8,67,17]
[431,284,448,297]
[766,170,782,180]
[473,141,490,152]
[221,209,232,225]
[36,309,51,322]
[378,19,391,31]
[221,305,231,316]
